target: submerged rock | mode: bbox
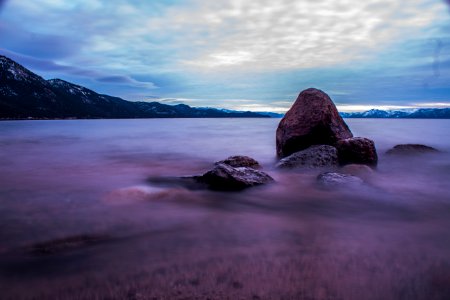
[216,155,260,169]
[276,145,338,169]
[336,137,378,167]
[197,163,274,191]
[147,176,206,190]
[147,156,271,192]
[340,164,374,181]
[386,144,439,155]
[27,234,110,255]
[276,88,352,158]
[340,164,374,176]
[317,172,363,189]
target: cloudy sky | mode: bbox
[1,0,450,112]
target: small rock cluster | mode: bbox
[273,88,380,187]
[276,88,378,170]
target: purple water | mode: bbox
[0,119,449,299]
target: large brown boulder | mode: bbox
[276,88,353,158]
[336,137,378,167]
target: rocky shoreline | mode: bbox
[154,88,440,192]
[1,92,448,300]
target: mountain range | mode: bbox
[1,55,449,119]
[0,55,267,119]
[340,108,450,119]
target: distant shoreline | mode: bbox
[3,116,450,121]
[0,117,275,121]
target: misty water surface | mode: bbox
[0,119,449,300]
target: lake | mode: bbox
[0,118,450,299]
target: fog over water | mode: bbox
[0,119,450,299]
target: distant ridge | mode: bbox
[236,108,450,119]
[340,108,450,119]
[0,55,268,119]
[1,55,448,119]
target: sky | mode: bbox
[1,0,450,112]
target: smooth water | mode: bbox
[0,119,450,300]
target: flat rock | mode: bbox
[336,137,378,166]
[197,163,274,191]
[386,144,439,155]
[276,145,338,169]
[317,172,363,189]
[216,155,260,169]
[276,88,352,158]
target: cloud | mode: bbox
[0,48,84,72]
[413,102,450,108]
[0,49,157,90]
[154,0,445,71]
[0,22,79,59]
[2,0,449,106]
[6,0,444,74]
[0,0,7,11]
[96,75,157,89]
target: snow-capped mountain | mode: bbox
[340,108,450,119]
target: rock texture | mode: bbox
[216,155,260,169]
[276,88,353,158]
[386,144,439,155]
[336,137,378,166]
[276,145,338,169]
[197,163,274,191]
[317,172,363,189]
